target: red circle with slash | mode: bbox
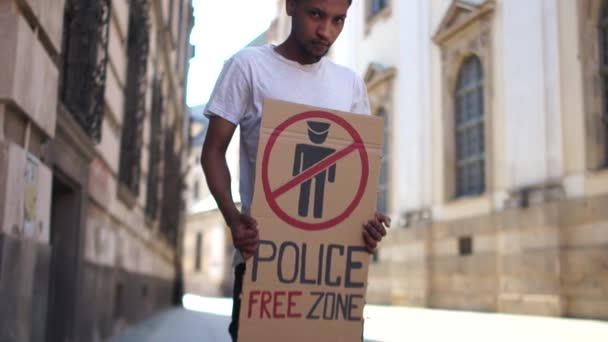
[261,111,369,231]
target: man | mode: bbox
[201,0,390,340]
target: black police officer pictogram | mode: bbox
[292,121,337,218]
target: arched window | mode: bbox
[454,55,485,197]
[600,1,608,164]
[371,0,388,17]
[377,108,389,213]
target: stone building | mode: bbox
[351,0,608,320]
[0,0,194,340]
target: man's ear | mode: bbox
[286,0,296,17]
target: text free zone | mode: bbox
[246,240,368,321]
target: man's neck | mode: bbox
[275,36,321,65]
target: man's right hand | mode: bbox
[229,213,259,260]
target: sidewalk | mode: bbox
[111,307,231,342]
[112,295,608,342]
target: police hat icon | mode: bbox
[307,121,331,144]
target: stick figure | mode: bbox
[292,121,336,218]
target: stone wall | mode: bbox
[368,191,608,320]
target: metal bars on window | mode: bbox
[119,0,150,195]
[195,232,203,272]
[600,1,608,164]
[145,77,163,220]
[454,56,485,197]
[59,0,111,142]
[161,125,183,246]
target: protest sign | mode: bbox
[239,98,384,342]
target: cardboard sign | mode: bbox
[239,98,384,342]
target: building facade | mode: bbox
[354,0,608,320]
[0,0,194,340]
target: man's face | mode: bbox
[287,0,349,60]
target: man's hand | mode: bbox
[362,211,391,253]
[229,213,259,260]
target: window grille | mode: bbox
[161,125,183,246]
[145,77,163,219]
[600,1,608,164]
[454,56,485,197]
[59,0,111,142]
[118,0,150,195]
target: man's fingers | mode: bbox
[375,211,391,228]
[236,227,258,240]
[241,214,258,228]
[364,222,383,241]
[374,221,386,236]
[241,251,255,260]
[362,230,377,253]
[371,219,387,237]
[238,240,259,258]
[235,237,258,248]
[241,244,258,256]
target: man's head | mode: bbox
[286,0,351,62]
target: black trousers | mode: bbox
[229,263,246,342]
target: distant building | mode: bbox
[182,104,239,297]
[0,0,194,340]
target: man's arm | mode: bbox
[201,116,259,259]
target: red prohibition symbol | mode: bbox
[261,111,369,231]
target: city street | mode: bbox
[112,295,608,342]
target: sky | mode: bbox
[186,0,278,107]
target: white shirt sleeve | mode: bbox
[204,57,252,125]
[351,75,371,116]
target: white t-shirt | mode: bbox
[205,45,371,266]
[205,44,371,212]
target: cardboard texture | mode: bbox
[239,98,384,342]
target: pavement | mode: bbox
[112,295,608,342]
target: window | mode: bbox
[169,0,175,28]
[600,1,608,165]
[160,123,183,245]
[59,0,111,142]
[193,180,200,201]
[377,108,389,213]
[370,0,388,17]
[458,236,473,256]
[195,232,203,272]
[145,76,163,220]
[118,0,150,195]
[176,0,184,68]
[454,56,485,197]
[113,283,123,318]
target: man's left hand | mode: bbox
[363,211,391,253]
